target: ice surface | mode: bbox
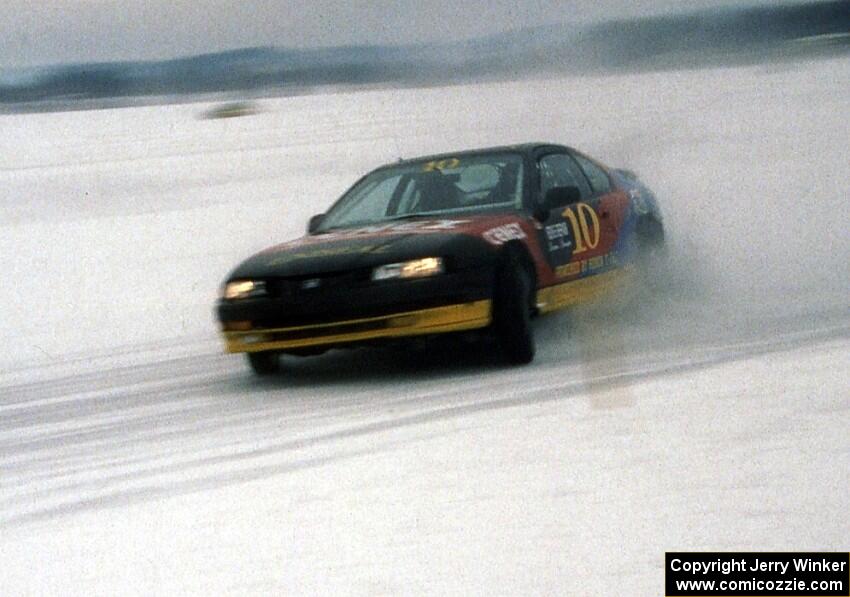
[0,56,848,595]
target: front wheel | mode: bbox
[493,255,535,365]
[246,351,280,376]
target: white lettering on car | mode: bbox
[420,219,469,231]
[483,223,527,245]
[544,222,572,251]
[320,220,469,239]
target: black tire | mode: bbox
[246,351,280,376]
[636,217,667,263]
[635,217,669,297]
[493,254,535,365]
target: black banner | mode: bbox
[666,552,849,596]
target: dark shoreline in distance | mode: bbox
[1,0,847,113]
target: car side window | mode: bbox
[538,153,592,201]
[573,154,612,195]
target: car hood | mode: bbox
[227,218,510,280]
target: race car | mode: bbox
[217,143,664,375]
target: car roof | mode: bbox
[387,142,573,169]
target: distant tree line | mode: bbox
[1,0,846,106]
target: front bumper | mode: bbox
[221,300,492,353]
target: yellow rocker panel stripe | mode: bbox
[536,267,635,314]
[223,300,492,353]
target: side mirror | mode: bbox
[307,213,325,234]
[544,185,581,209]
[535,186,581,221]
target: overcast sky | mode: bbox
[1,0,793,69]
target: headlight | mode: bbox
[372,257,445,281]
[223,280,267,300]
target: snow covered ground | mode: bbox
[1,56,848,595]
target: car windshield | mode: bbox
[317,153,524,231]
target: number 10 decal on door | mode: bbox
[562,203,600,254]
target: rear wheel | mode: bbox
[493,254,535,365]
[635,217,669,296]
[636,217,666,264]
[246,351,280,376]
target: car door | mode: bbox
[571,151,631,270]
[536,152,607,279]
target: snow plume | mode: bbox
[518,57,842,346]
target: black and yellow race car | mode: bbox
[217,143,664,375]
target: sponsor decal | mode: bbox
[586,255,605,270]
[266,219,473,265]
[268,243,390,265]
[545,202,600,256]
[555,252,618,278]
[562,202,600,255]
[317,219,470,240]
[545,221,573,252]
[483,223,527,245]
[267,220,472,263]
[421,158,461,172]
[555,262,581,277]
